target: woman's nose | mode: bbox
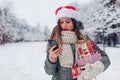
[62,23,67,28]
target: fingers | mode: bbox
[54,48,62,54]
[77,67,81,75]
[49,46,63,58]
[49,45,57,51]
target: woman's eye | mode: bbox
[66,20,71,23]
[60,21,63,24]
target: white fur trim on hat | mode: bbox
[56,7,80,21]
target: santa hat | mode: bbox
[55,5,80,21]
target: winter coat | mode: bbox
[44,36,111,80]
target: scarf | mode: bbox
[59,31,78,67]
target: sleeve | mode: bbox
[44,52,58,75]
[78,35,111,80]
[49,55,58,63]
[86,35,111,70]
[96,45,111,70]
[78,60,105,80]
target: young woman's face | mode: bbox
[59,17,74,31]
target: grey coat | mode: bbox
[44,36,111,80]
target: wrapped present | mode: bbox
[77,39,96,58]
[76,35,101,67]
[77,52,102,67]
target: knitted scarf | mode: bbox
[59,31,78,67]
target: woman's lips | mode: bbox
[63,29,68,31]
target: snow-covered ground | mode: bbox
[0,42,120,80]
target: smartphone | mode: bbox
[48,39,59,50]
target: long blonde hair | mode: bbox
[47,18,84,51]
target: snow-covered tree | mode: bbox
[0,0,46,44]
[68,0,120,44]
[44,25,51,40]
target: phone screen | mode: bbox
[48,39,58,50]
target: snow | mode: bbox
[97,45,120,80]
[0,42,51,80]
[0,42,120,80]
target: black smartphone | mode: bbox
[48,39,59,50]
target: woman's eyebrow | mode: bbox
[66,18,71,20]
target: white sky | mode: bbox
[8,0,93,28]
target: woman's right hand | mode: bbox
[48,45,62,59]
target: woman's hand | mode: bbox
[49,45,62,59]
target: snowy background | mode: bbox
[0,42,120,80]
[0,0,120,80]
[0,0,120,44]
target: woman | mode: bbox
[44,5,110,80]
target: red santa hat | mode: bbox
[55,5,80,21]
